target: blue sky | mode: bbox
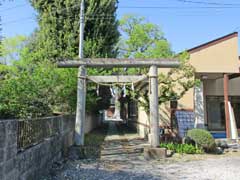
[1,0,240,53]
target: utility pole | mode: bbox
[79,0,85,58]
[75,0,86,146]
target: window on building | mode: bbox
[206,96,240,131]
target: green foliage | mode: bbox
[119,15,198,113]
[187,129,216,152]
[82,124,108,158]
[0,35,27,64]
[1,0,121,118]
[0,35,80,118]
[0,64,10,80]
[0,56,78,119]
[119,14,172,59]
[159,142,203,154]
[29,0,119,60]
[1,11,198,119]
[1,0,120,118]
[28,0,120,113]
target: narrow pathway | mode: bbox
[104,121,121,141]
[41,122,240,180]
[101,122,148,163]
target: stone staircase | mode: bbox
[100,122,148,162]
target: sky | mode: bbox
[1,0,240,53]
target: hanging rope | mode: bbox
[110,85,115,97]
[86,75,148,87]
[96,84,99,96]
[131,82,135,91]
[123,84,127,97]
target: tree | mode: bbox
[119,15,172,59]
[28,0,120,112]
[0,41,79,119]
[29,0,119,60]
[119,15,198,112]
[0,1,120,118]
[0,35,27,64]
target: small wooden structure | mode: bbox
[58,58,179,147]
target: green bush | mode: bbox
[0,59,80,119]
[187,129,216,152]
[0,58,102,119]
[159,142,203,154]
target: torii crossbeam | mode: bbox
[58,58,179,68]
[58,58,179,148]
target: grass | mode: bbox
[81,123,108,159]
[85,124,108,146]
[159,142,203,154]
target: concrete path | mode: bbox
[104,122,122,141]
[42,123,240,180]
[104,122,141,141]
[101,122,148,162]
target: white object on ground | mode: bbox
[228,101,239,140]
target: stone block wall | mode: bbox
[0,120,18,180]
[0,115,75,180]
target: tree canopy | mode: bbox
[0,35,27,64]
[29,0,119,60]
[119,15,172,59]
[119,15,198,112]
[0,9,197,119]
[0,0,120,119]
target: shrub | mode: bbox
[159,142,203,154]
[0,59,79,119]
[187,129,216,152]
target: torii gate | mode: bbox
[58,58,179,147]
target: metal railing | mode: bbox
[17,117,61,151]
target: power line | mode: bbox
[4,10,235,26]
[0,3,80,13]
[2,5,238,26]
[2,1,240,26]
[2,1,240,13]
[118,6,240,9]
[1,15,117,25]
[0,3,28,13]
[1,2,119,26]
[234,27,240,32]
[176,0,240,6]
[1,2,117,18]
[1,16,35,25]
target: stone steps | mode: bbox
[101,147,143,156]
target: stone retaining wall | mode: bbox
[0,115,75,180]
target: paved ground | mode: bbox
[42,122,240,180]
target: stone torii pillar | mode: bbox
[75,66,87,146]
[149,65,160,147]
[57,58,180,147]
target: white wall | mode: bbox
[194,81,205,128]
[84,113,99,134]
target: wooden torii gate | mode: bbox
[58,58,179,148]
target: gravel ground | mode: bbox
[43,150,240,180]
[41,123,240,180]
